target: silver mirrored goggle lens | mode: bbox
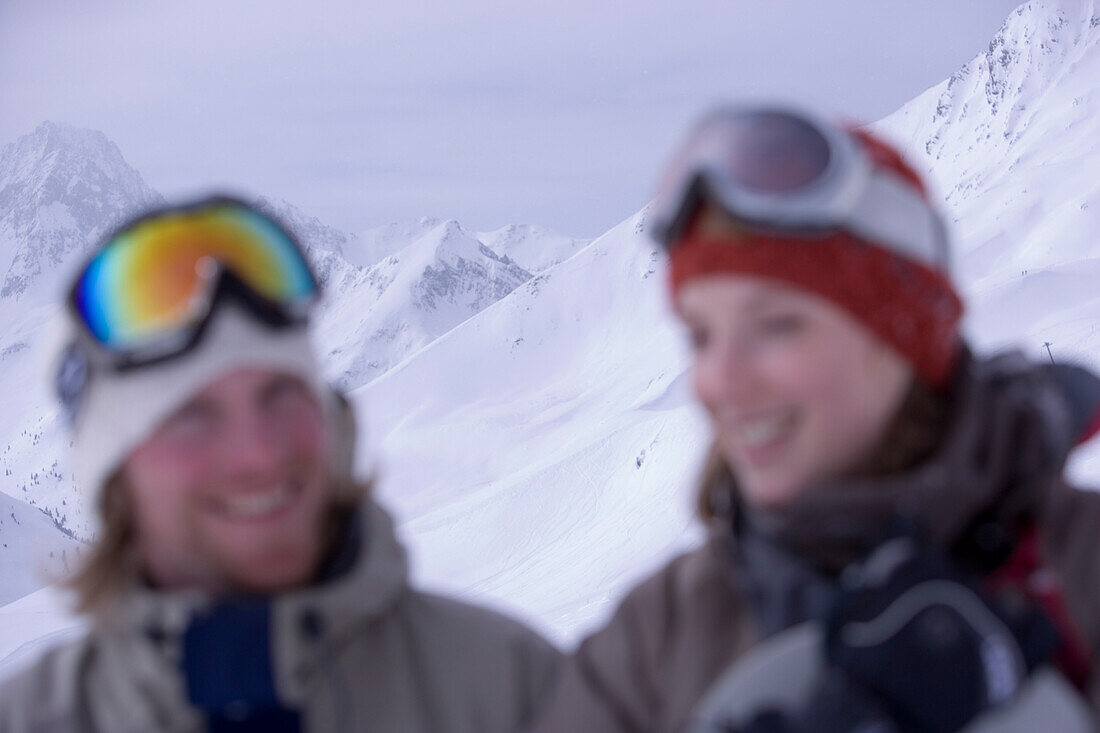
[718,110,832,193]
[650,108,837,246]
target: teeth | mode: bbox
[219,484,295,519]
[734,413,793,448]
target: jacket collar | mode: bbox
[98,499,408,649]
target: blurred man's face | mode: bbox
[122,368,332,595]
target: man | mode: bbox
[0,196,561,732]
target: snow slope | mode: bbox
[0,586,83,675]
[355,210,709,637]
[0,492,81,606]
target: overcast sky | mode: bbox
[2,1,1024,238]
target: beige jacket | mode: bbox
[0,501,562,732]
[530,353,1100,732]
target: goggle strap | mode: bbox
[846,168,949,273]
[55,342,90,427]
[651,175,709,248]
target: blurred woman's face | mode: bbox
[678,276,912,508]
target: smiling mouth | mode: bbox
[723,410,798,460]
[209,482,302,521]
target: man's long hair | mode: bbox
[65,473,367,615]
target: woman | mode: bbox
[530,107,1100,731]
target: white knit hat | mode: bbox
[67,303,332,498]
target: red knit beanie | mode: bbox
[667,128,964,391]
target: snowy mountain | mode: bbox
[350,219,590,276]
[318,220,534,390]
[478,223,589,273]
[0,121,163,304]
[352,216,447,267]
[241,200,545,392]
[255,195,355,288]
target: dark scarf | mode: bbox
[180,507,363,731]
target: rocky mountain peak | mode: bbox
[876,0,1099,219]
[0,122,162,302]
[921,0,1098,140]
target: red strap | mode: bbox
[1077,406,1100,446]
[985,524,1093,690]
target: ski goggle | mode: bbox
[649,106,949,270]
[66,196,319,369]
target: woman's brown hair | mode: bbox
[697,443,734,522]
